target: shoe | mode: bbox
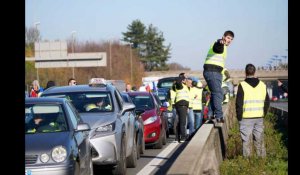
[179,140,185,143]
[217,118,225,123]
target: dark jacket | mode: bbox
[280,84,288,93]
[203,39,224,73]
[236,78,270,121]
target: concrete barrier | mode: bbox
[167,101,234,175]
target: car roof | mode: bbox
[42,84,115,95]
[25,97,66,103]
[158,77,177,82]
[127,91,152,96]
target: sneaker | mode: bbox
[217,118,225,123]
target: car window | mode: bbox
[66,101,80,123]
[65,102,78,129]
[42,92,114,113]
[128,94,154,110]
[114,90,123,110]
[25,103,68,134]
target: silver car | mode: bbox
[41,79,137,174]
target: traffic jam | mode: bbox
[25,78,176,175]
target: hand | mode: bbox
[220,38,225,45]
[278,80,283,87]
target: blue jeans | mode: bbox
[203,71,223,119]
[194,111,203,129]
[187,108,195,135]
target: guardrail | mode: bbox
[167,101,234,175]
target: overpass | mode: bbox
[145,69,288,84]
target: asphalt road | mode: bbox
[93,134,189,175]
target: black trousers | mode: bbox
[175,105,188,140]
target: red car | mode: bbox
[127,92,168,149]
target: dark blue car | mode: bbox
[25,98,93,175]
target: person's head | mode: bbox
[179,73,187,84]
[68,78,77,86]
[222,30,234,46]
[186,77,193,87]
[245,63,256,77]
[96,98,105,107]
[46,80,56,89]
[33,115,43,125]
[32,80,40,90]
[126,84,132,92]
[132,86,137,91]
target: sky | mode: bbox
[25,0,288,71]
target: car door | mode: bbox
[65,101,90,174]
[115,90,135,156]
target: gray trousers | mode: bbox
[239,118,266,157]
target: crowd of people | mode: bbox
[26,30,288,158]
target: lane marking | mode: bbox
[137,141,179,175]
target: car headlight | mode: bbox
[51,146,67,163]
[143,116,158,125]
[96,122,115,132]
[40,153,49,163]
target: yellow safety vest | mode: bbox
[188,87,194,108]
[241,81,266,118]
[204,42,227,68]
[168,89,176,111]
[191,85,203,110]
[175,84,190,103]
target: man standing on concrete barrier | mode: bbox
[236,64,270,157]
[203,30,234,123]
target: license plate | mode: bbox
[25,169,32,175]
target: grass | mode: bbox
[220,112,288,175]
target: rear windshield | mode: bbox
[42,92,114,113]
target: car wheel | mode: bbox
[140,131,145,154]
[162,128,167,145]
[126,136,137,168]
[112,134,127,175]
[136,132,141,159]
[74,162,80,175]
[89,155,94,175]
[154,130,163,149]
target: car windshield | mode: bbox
[128,95,154,110]
[25,104,68,134]
[43,92,113,113]
[159,81,174,89]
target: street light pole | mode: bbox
[34,22,40,82]
[71,31,76,78]
[129,43,133,83]
[109,40,112,79]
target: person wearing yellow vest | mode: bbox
[203,30,234,123]
[186,77,195,137]
[174,73,190,143]
[236,64,270,157]
[191,81,203,129]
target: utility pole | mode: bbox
[71,31,76,78]
[109,40,112,79]
[129,43,133,84]
[34,22,40,82]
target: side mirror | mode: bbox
[121,102,136,115]
[76,123,90,132]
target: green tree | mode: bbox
[122,19,146,49]
[141,24,171,71]
[122,21,171,71]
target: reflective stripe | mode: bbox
[206,54,223,59]
[244,100,264,104]
[243,107,264,111]
[205,57,223,63]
